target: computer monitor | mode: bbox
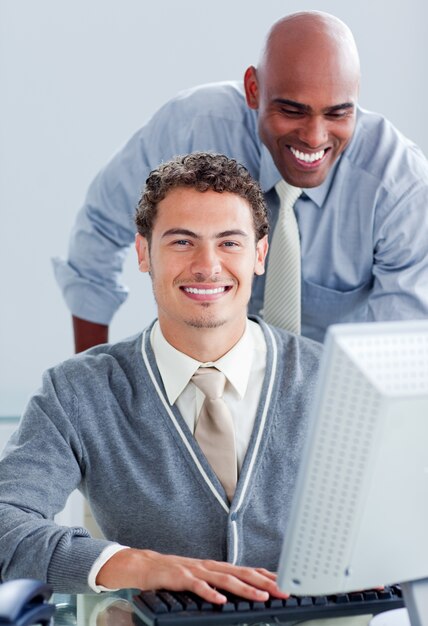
[277,320,428,625]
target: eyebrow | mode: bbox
[161,228,249,239]
[273,98,355,114]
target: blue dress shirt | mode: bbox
[52,81,428,342]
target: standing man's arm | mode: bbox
[53,127,149,352]
[369,182,428,322]
[53,96,196,353]
[53,105,183,353]
[52,83,261,352]
[72,316,109,353]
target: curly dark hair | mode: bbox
[135,152,269,244]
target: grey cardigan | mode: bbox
[0,318,321,592]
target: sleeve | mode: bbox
[369,181,428,321]
[0,368,114,593]
[52,84,260,325]
[88,544,130,592]
[51,119,166,325]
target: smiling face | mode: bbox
[136,187,268,354]
[244,12,360,188]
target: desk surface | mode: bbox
[52,590,375,626]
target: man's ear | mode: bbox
[244,66,260,109]
[135,233,150,272]
[254,235,269,275]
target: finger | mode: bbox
[251,569,289,597]
[193,570,270,602]
[189,578,228,604]
[254,567,277,580]
[163,559,272,602]
[204,563,288,598]
[150,566,229,605]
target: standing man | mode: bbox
[53,11,428,350]
[0,153,321,594]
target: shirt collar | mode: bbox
[150,320,255,405]
[302,158,340,207]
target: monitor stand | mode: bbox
[370,579,428,626]
[401,578,428,626]
[370,609,410,626]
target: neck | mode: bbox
[158,317,247,362]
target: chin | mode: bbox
[289,172,328,189]
[184,316,228,330]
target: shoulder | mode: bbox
[344,107,428,189]
[145,81,259,146]
[50,332,144,393]
[99,82,261,186]
[277,329,322,369]
[156,81,249,121]
[137,81,262,176]
[256,318,323,375]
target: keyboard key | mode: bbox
[314,596,328,606]
[251,600,267,610]
[334,593,350,604]
[158,592,184,612]
[220,602,235,612]
[235,600,251,611]
[349,593,364,602]
[199,600,214,611]
[177,593,198,611]
[140,591,169,614]
[363,591,378,601]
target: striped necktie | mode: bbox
[263,180,302,334]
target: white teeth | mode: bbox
[184,287,226,295]
[290,147,325,163]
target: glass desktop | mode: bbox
[52,590,383,626]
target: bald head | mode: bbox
[259,11,360,84]
[244,11,360,188]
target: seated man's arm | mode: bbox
[97,549,286,603]
[0,368,114,593]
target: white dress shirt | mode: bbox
[88,318,267,591]
[152,318,266,471]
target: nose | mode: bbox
[190,245,222,280]
[298,115,328,148]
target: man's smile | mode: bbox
[182,286,230,295]
[180,284,233,300]
[288,146,330,168]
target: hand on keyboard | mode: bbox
[97,548,288,605]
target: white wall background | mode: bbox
[1,0,427,416]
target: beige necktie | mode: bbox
[192,367,237,502]
[263,180,302,334]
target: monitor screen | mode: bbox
[277,320,428,597]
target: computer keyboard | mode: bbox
[133,585,403,625]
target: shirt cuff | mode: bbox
[87,544,130,592]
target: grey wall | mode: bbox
[1,0,427,415]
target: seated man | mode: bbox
[0,153,321,600]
